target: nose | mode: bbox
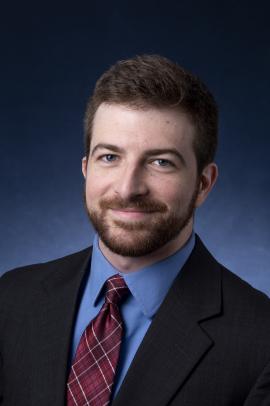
[114,163,149,199]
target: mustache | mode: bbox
[99,196,167,213]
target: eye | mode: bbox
[153,159,174,167]
[100,154,118,163]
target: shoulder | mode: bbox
[201,239,270,335]
[220,263,270,318]
[192,235,270,315]
[0,247,92,301]
[221,262,269,299]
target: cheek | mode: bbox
[85,173,112,202]
[155,178,193,207]
[151,178,182,203]
[85,182,101,202]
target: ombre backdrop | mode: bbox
[1,2,269,296]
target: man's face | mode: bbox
[83,103,209,257]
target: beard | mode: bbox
[85,187,198,257]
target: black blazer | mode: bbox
[1,236,270,405]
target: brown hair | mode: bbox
[84,54,218,173]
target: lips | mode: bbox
[109,208,153,220]
[110,208,155,213]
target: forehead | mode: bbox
[91,103,195,154]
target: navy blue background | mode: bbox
[1,2,269,296]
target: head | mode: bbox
[82,55,218,258]
[84,54,218,175]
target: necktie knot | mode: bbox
[105,274,129,305]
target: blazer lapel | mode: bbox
[28,248,92,406]
[112,237,222,406]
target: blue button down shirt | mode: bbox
[71,232,195,397]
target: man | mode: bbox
[1,55,270,405]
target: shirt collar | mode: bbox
[89,232,195,318]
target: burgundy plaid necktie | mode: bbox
[67,274,129,406]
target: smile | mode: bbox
[109,208,154,220]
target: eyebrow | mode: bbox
[91,143,125,156]
[91,143,186,166]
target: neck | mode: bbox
[98,223,193,273]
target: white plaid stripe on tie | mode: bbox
[67,274,129,406]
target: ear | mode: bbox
[82,156,88,178]
[195,163,218,208]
